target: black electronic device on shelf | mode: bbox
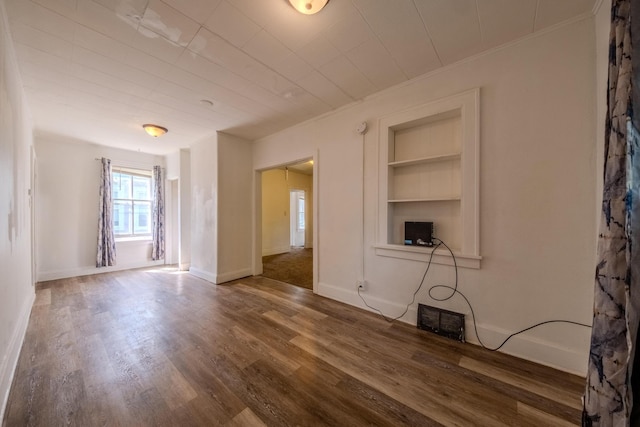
[404,221,434,247]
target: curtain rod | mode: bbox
[94,158,163,171]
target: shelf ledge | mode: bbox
[388,152,461,167]
[373,244,481,269]
[388,196,460,202]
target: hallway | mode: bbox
[262,247,312,290]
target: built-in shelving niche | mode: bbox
[376,89,481,269]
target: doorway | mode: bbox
[259,160,314,290]
[290,189,305,247]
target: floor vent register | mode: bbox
[417,303,465,342]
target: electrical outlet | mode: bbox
[357,280,367,291]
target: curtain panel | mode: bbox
[583,0,640,425]
[96,157,116,267]
[151,165,165,261]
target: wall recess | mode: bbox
[375,88,481,269]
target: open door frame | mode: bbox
[253,153,318,293]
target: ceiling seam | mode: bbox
[412,0,443,68]
[591,0,605,15]
[214,28,341,116]
[201,3,351,114]
[73,0,327,119]
[346,0,406,85]
[475,0,485,48]
[358,10,596,107]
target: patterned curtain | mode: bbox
[96,157,116,267]
[151,165,165,261]
[583,0,640,425]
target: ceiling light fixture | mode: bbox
[142,124,168,137]
[288,0,329,15]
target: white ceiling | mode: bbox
[5,0,598,155]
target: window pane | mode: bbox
[132,176,151,200]
[112,170,153,238]
[112,172,132,199]
[133,201,151,235]
[113,201,132,235]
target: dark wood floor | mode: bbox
[3,267,584,426]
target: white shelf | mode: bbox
[388,196,460,203]
[388,152,461,168]
[373,244,481,269]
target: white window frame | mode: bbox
[112,167,153,241]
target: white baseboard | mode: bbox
[318,281,415,320]
[188,267,252,285]
[216,268,252,284]
[317,281,588,376]
[37,260,166,282]
[470,323,589,376]
[188,267,218,284]
[0,290,35,421]
[262,246,291,257]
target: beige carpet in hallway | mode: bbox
[262,247,312,289]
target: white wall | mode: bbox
[179,149,191,270]
[165,151,179,264]
[165,148,191,270]
[166,150,180,180]
[190,134,218,282]
[253,17,597,375]
[0,0,35,418]
[595,0,611,226]
[217,133,253,283]
[35,135,165,281]
[189,132,252,284]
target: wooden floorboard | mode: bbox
[3,267,584,426]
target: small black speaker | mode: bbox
[404,221,433,246]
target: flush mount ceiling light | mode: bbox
[142,124,168,137]
[288,0,329,15]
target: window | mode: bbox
[112,168,152,238]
